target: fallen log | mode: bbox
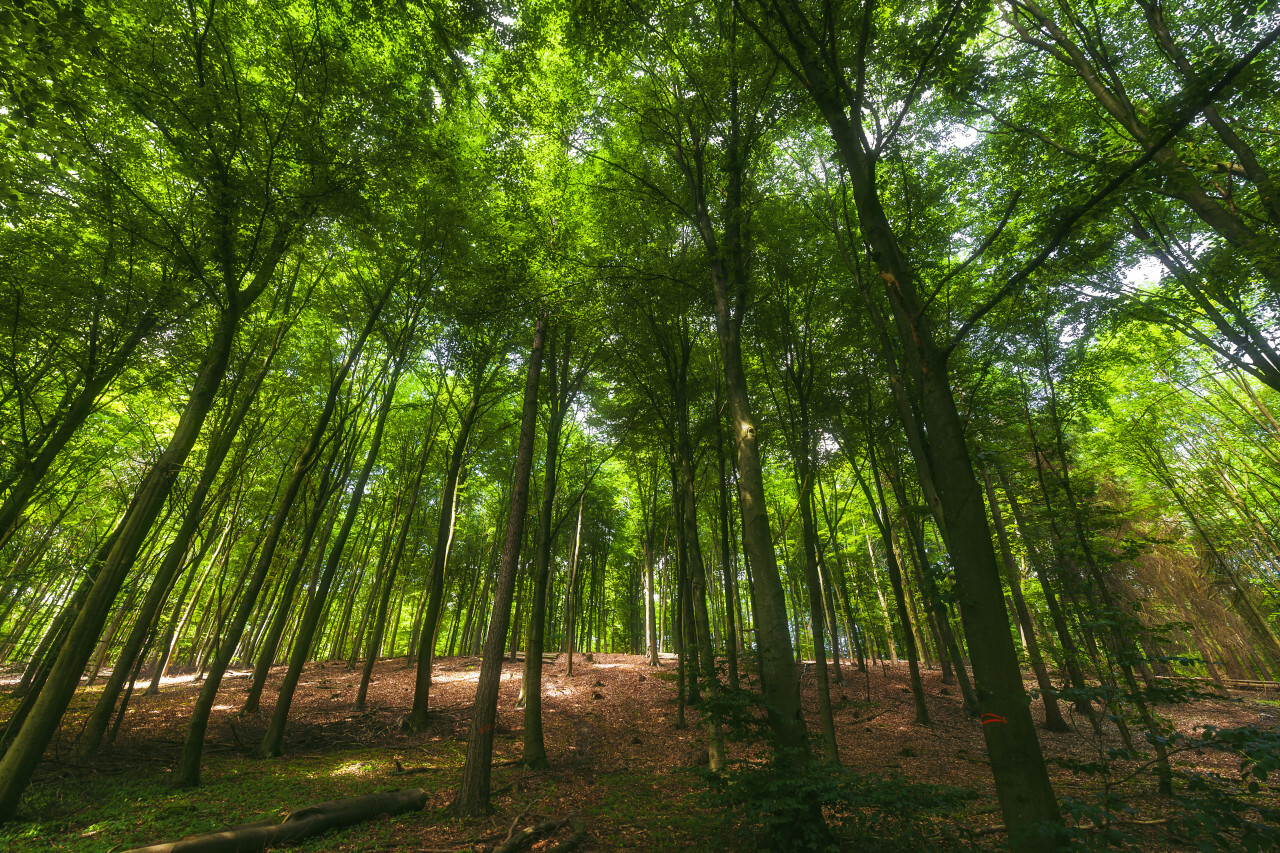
[121,788,428,853]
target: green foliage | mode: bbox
[699,758,978,852]
[695,679,975,850]
[0,747,428,852]
[2,0,1280,842]
[1050,722,1280,852]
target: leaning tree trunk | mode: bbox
[997,462,1097,719]
[241,449,346,714]
[404,390,483,732]
[355,416,438,709]
[854,457,930,726]
[0,296,246,820]
[78,328,285,755]
[256,356,404,757]
[175,286,384,787]
[983,469,1070,732]
[454,316,545,816]
[763,11,1065,838]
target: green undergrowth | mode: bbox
[2,743,734,852]
[699,759,980,852]
[589,770,735,850]
[0,745,438,851]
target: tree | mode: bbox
[0,0,337,815]
[455,316,547,816]
[587,0,813,765]
[740,0,1067,843]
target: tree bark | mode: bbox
[405,377,487,732]
[122,789,427,853]
[454,316,545,816]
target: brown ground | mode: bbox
[13,653,1280,851]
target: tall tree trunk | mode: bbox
[454,316,545,816]
[0,287,255,818]
[853,457,929,725]
[759,8,1065,838]
[242,420,353,713]
[670,450,701,706]
[889,476,979,715]
[405,379,487,732]
[794,480,840,758]
[714,393,740,688]
[355,418,439,709]
[677,423,727,769]
[708,267,809,761]
[1032,366,1173,793]
[563,492,584,677]
[640,465,661,667]
[78,328,286,754]
[520,325,587,769]
[996,463,1096,721]
[257,354,405,757]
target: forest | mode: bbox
[1,0,1279,850]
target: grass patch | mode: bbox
[589,772,731,850]
[0,746,445,852]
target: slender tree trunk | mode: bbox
[714,402,740,688]
[763,15,1065,837]
[0,293,250,818]
[355,423,438,708]
[454,316,545,816]
[175,285,385,787]
[81,334,285,753]
[983,469,1069,732]
[677,424,726,769]
[641,467,660,666]
[563,493,584,677]
[243,428,350,713]
[893,488,979,715]
[257,356,404,757]
[856,456,930,725]
[520,326,586,769]
[405,383,486,732]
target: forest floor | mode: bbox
[1,654,1276,851]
